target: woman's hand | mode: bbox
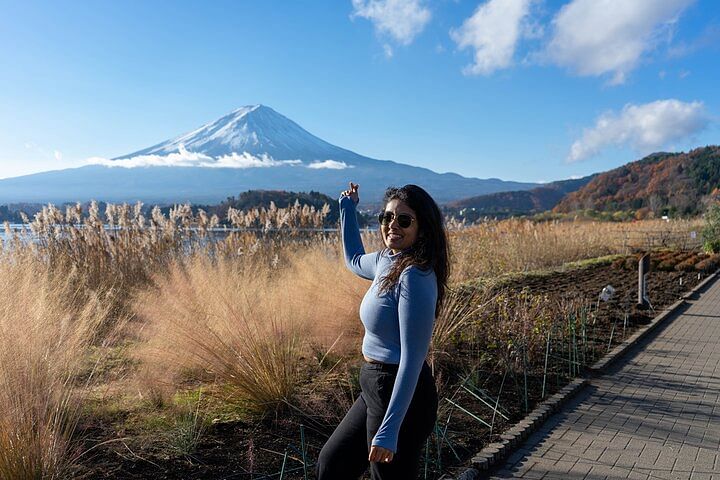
[341,182,359,204]
[368,445,394,464]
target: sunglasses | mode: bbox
[378,211,415,228]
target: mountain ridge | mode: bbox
[553,146,720,217]
[0,105,538,205]
[444,175,597,220]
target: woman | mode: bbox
[317,182,449,480]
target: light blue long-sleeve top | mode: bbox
[339,194,437,454]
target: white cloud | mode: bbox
[383,43,394,58]
[668,23,720,58]
[450,0,533,75]
[568,99,710,162]
[544,0,694,84]
[87,145,353,170]
[89,145,303,169]
[307,160,353,170]
[22,142,66,163]
[212,153,302,168]
[352,0,431,45]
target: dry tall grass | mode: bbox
[122,213,702,417]
[0,199,704,475]
[449,218,702,282]
[135,243,368,415]
[0,252,120,479]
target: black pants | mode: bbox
[316,361,438,480]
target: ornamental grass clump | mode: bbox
[135,255,300,415]
[135,241,367,416]
[0,252,119,480]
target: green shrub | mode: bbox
[702,203,720,253]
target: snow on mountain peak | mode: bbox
[117,104,358,164]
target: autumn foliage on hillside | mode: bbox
[553,146,720,217]
[445,175,595,220]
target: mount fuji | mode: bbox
[0,105,538,205]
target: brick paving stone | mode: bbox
[521,468,546,480]
[588,464,614,478]
[488,277,720,479]
[696,448,717,470]
[691,474,713,480]
[581,446,605,462]
[550,459,575,474]
[568,460,593,477]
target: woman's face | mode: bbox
[381,199,419,254]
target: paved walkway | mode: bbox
[490,278,720,480]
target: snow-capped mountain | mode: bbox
[0,105,538,205]
[122,104,362,162]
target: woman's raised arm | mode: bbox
[339,183,379,280]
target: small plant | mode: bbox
[702,203,720,253]
[430,286,490,372]
[166,390,206,458]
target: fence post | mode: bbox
[638,253,650,308]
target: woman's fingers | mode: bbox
[341,182,358,196]
[341,182,359,204]
[368,445,394,463]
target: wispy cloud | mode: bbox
[88,145,353,170]
[23,142,65,164]
[450,0,533,76]
[543,0,695,85]
[307,160,353,169]
[668,23,720,58]
[90,146,301,169]
[352,0,431,46]
[383,44,394,58]
[568,99,710,162]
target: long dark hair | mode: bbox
[378,184,449,317]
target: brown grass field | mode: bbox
[0,202,707,479]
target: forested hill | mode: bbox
[444,175,595,221]
[211,190,337,222]
[553,146,720,217]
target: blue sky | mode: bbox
[1,0,719,183]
